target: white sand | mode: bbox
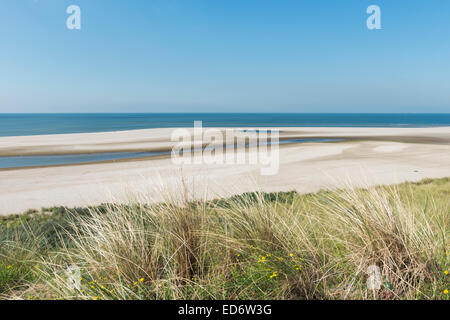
[0,127,449,215]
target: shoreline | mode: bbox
[0,126,449,215]
[0,126,449,157]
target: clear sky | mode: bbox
[1,0,449,113]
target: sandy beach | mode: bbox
[0,126,449,215]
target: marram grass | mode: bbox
[0,177,448,300]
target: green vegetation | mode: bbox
[0,178,448,300]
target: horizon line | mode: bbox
[1,112,450,115]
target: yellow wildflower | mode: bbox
[444,270,448,275]
[139,277,144,283]
[444,289,448,294]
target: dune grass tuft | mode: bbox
[0,178,448,300]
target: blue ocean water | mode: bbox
[0,113,449,137]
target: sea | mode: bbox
[0,113,448,169]
[0,113,449,137]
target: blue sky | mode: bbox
[0,0,449,113]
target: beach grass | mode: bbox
[0,177,448,300]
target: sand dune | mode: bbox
[0,127,449,215]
